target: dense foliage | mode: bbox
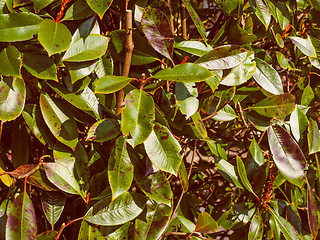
[1,0,320,239]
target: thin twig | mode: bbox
[180,0,187,40]
[237,102,248,128]
[0,121,3,143]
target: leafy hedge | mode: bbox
[0,0,320,239]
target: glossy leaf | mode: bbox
[22,53,57,80]
[94,52,113,77]
[220,52,255,86]
[33,0,53,12]
[78,220,103,240]
[191,111,208,140]
[63,34,109,62]
[141,7,174,62]
[181,0,207,44]
[254,0,271,29]
[301,85,314,106]
[47,81,101,119]
[85,192,147,226]
[0,46,21,77]
[307,186,318,240]
[86,119,120,142]
[0,158,13,187]
[215,0,238,14]
[37,230,58,240]
[153,63,214,82]
[41,191,66,228]
[108,136,134,200]
[6,192,37,240]
[121,89,154,147]
[0,13,42,42]
[267,125,307,187]
[290,105,308,142]
[249,94,295,118]
[135,200,172,240]
[211,104,237,121]
[0,77,26,122]
[216,159,243,189]
[236,156,258,198]
[144,122,182,175]
[253,58,283,95]
[290,36,317,57]
[40,94,78,149]
[276,51,289,69]
[66,60,98,83]
[62,0,94,21]
[195,45,248,70]
[308,118,320,154]
[100,222,129,239]
[248,213,264,240]
[174,40,212,57]
[194,212,219,234]
[175,82,198,119]
[86,0,112,19]
[268,207,302,240]
[94,75,133,94]
[38,19,72,56]
[27,167,58,191]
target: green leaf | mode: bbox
[144,122,182,175]
[85,192,147,226]
[276,51,289,69]
[216,159,243,189]
[63,34,109,62]
[122,89,154,147]
[22,104,56,147]
[40,94,78,149]
[153,63,214,82]
[33,0,54,12]
[0,77,26,122]
[108,136,134,200]
[195,45,248,70]
[236,156,258,198]
[254,0,271,29]
[205,70,222,92]
[175,82,198,119]
[174,40,212,57]
[86,0,112,19]
[267,125,307,187]
[218,202,255,229]
[134,200,172,240]
[220,52,256,86]
[212,104,237,121]
[249,94,295,118]
[78,220,103,240]
[194,212,219,234]
[290,36,317,57]
[0,158,13,187]
[62,0,94,21]
[307,185,318,240]
[308,118,320,154]
[37,230,58,240]
[248,213,264,240]
[0,13,42,42]
[191,111,208,140]
[6,192,37,240]
[181,0,207,45]
[0,46,21,77]
[66,60,98,83]
[94,52,113,78]
[248,137,264,168]
[289,105,308,142]
[41,191,66,228]
[38,19,72,56]
[268,207,302,240]
[22,53,57,81]
[253,58,283,95]
[141,7,174,62]
[215,0,239,14]
[47,81,101,119]
[94,75,133,94]
[27,166,59,191]
[44,162,84,196]
[301,84,314,106]
[86,119,120,142]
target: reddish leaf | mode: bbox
[141,7,174,63]
[307,186,318,239]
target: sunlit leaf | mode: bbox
[248,213,264,240]
[216,159,243,189]
[175,82,198,119]
[236,156,258,198]
[301,85,314,106]
[78,220,103,239]
[290,36,317,57]
[0,46,21,77]
[174,40,212,57]
[308,118,320,154]
[194,212,219,234]
[86,0,112,19]
[86,119,120,142]
[94,76,133,94]
[253,0,271,29]
[267,124,307,187]
[290,105,308,143]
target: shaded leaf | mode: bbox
[195,45,248,70]
[195,212,219,234]
[267,124,307,187]
[62,0,94,21]
[41,191,66,228]
[134,200,172,240]
[0,46,21,77]
[94,75,133,94]
[0,13,42,42]
[249,94,295,118]
[301,85,314,106]
[153,63,214,82]
[38,19,72,56]
[85,192,147,226]
[6,192,37,240]
[236,156,258,198]
[66,60,98,83]
[248,213,264,240]
[144,122,182,175]
[308,118,320,154]
[122,89,154,147]
[100,222,129,239]
[191,111,208,140]
[86,0,112,19]
[37,230,58,240]
[86,119,120,142]
[307,185,318,240]
[0,77,26,122]
[78,220,103,240]
[253,58,283,95]
[141,7,174,62]
[33,0,54,12]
